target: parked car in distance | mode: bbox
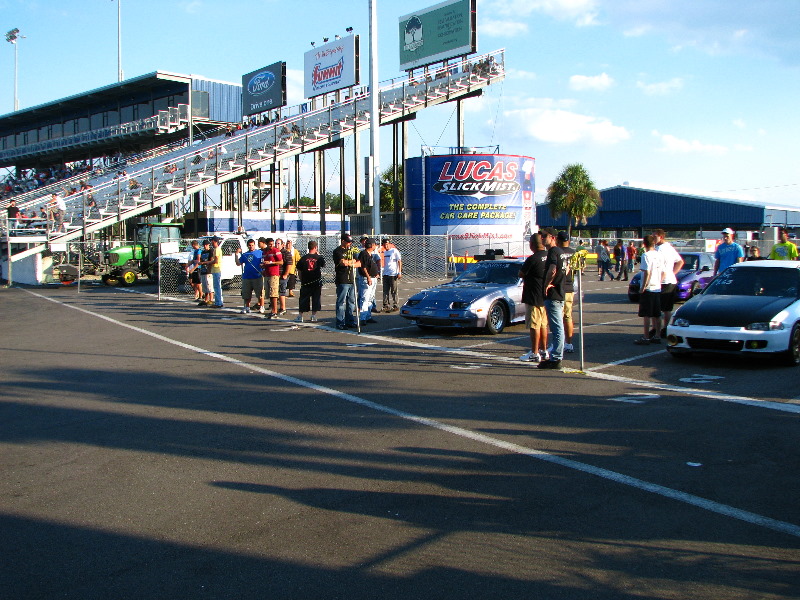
[666,262,800,365]
[400,259,525,334]
[628,252,715,302]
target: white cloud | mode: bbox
[481,19,529,37]
[733,119,746,129]
[180,0,203,14]
[636,78,684,95]
[502,108,630,144]
[506,68,538,80]
[569,72,614,91]
[485,0,599,26]
[652,130,728,155]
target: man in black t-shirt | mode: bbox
[295,240,326,323]
[539,228,571,369]
[356,238,379,326]
[519,233,549,363]
[332,233,361,329]
[558,232,577,353]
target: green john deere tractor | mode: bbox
[102,222,182,286]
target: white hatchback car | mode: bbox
[666,261,800,365]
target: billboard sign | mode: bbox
[425,154,535,256]
[398,0,477,71]
[303,34,360,98]
[242,62,287,117]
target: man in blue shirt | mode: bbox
[235,238,263,314]
[714,228,745,275]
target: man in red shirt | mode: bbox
[260,237,283,319]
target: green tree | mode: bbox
[379,164,404,212]
[545,163,601,238]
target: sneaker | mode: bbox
[634,337,652,345]
[310,315,318,322]
[650,337,662,344]
[278,310,287,316]
[258,305,266,314]
[295,315,303,323]
[564,343,574,353]
[391,305,399,312]
[540,350,550,362]
[240,307,250,314]
[268,313,277,319]
[520,350,537,362]
[537,359,562,370]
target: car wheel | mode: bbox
[782,323,800,366]
[120,269,138,287]
[485,301,507,335]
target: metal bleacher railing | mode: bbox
[4,49,506,264]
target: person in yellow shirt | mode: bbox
[768,228,798,260]
[210,237,224,308]
[285,239,301,297]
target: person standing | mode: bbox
[285,239,302,296]
[653,229,684,338]
[612,240,625,280]
[558,231,577,353]
[357,238,380,326]
[187,240,202,301]
[635,235,666,345]
[381,238,402,312]
[595,239,613,281]
[209,237,224,308]
[197,239,214,306]
[333,233,360,330]
[275,238,292,316]
[260,237,283,318]
[626,241,637,277]
[234,238,263,314]
[540,228,570,369]
[518,233,549,363]
[769,228,798,261]
[295,240,325,323]
[6,199,20,229]
[714,228,745,275]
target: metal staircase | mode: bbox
[5,49,505,263]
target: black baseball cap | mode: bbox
[557,231,570,242]
[341,233,353,242]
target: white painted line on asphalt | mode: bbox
[24,288,800,540]
[583,317,639,328]
[586,349,667,370]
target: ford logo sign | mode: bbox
[248,71,276,96]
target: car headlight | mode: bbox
[745,322,785,331]
[405,299,421,306]
[673,318,691,327]
[451,301,471,309]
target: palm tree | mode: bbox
[545,163,601,238]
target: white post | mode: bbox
[369,0,381,237]
[117,0,124,82]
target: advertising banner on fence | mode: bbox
[242,62,287,117]
[304,35,360,98]
[424,154,535,257]
[398,0,477,71]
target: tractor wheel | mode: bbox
[120,269,138,287]
[102,274,120,286]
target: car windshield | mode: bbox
[454,262,520,285]
[679,254,699,270]
[705,267,800,298]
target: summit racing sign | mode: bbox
[432,160,520,197]
[304,35,359,98]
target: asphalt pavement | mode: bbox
[1,277,798,599]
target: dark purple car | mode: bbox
[628,252,715,302]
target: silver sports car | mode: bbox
[400,259,526,334]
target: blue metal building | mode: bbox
[536,184,800,233]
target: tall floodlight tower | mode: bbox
[5,28,23,111]
[114,0,124,81]
[369,0,381,236]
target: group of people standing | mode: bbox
[593,239,637,282]
[518,228,576,369]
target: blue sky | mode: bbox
[1,0,798,207]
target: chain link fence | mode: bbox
[156,234,450,299]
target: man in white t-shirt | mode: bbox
[635,234,666,345]
[380,238,402,312]
[653,229,684,337]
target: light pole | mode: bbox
[5,28,23,112]
[369,0,381,237]
[112,0,123,81]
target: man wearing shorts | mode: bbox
[187,240,202,301]
[234,238,263,314]
[197,239,214,306]
[260,237,283,319]
[519,233,549,363]
[635,235,666,344]
[653,229,684,337]
[557,231,576,353]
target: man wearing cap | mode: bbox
[539,229,571,369]
[197,239,214,306]
[209,237,224,308]
[260,237,283,318]
[333,233,361,329]
[380,238,402,312]
[714,228,744,275]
